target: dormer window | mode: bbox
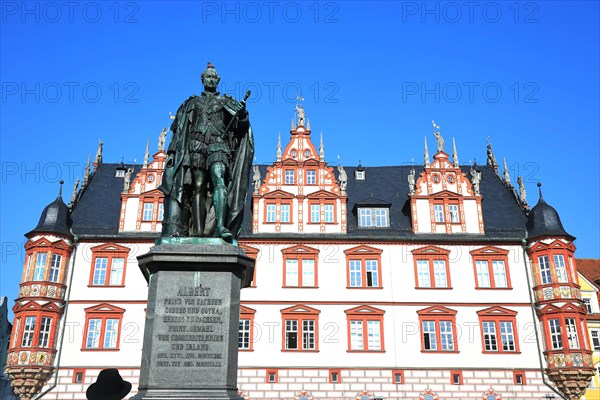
[115,169,125,178]
[358,208,389,228]
[355,170,365,180]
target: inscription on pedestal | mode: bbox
[156,286,225,370]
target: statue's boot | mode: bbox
[213,184,232,242]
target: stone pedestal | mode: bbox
[131,239,254,400]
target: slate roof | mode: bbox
[26,194,72,238]
[70,163,528,242]
[526,186,574,241]
[71,163,141,236]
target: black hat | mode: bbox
[86,369,132,400]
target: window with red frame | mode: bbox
[73,369,86,384]
[345,245,383,288]
[239,306,256,351]
[477,306,520,353]
[89,244,130,287]
[345,305,385,352]
[239,245,259,287]
[82,304,125,351]
[266,369,278,383]
[281,305,320,351]
[392,369,404,384]
[471,247,511,289]
[412,246,451,289]
[24,238,70,284]
[546,315,584,351]
[513,371,526,385]
[451,370,463,385]
[329,369,341,383]
[417,306,458,352]
[282,245,319,287]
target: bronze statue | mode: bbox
[159,63,254,243]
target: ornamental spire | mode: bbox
[503,158,511,186]
[69,178,80,208]
[424,136,430,167]
[319,132,325,162]
[276,132,282,162]
[291,117,296,130]
[143,138,150,168]
[486,136,498,172]
[82,154,91,188]
[517,176,527,206]
[94,139,103,166]
[452,138,459,167]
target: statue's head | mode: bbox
[201,62,220,92]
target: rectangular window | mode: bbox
[476,261,491,287]
[434,204,444,223]
[565,318,580,349]
[266,204,276,222]
[423,321,437,350]
[286,259,299,287]
[483,321,498,351]
[350,320,364,350]
[238,319,251,349]
[109,258,124,286]
[393,371,404,384]
[158,203,164,221]
[285,320,298,349]
[514,372,526,385]
[554,255,568,283]
[267,370,278,383]
[359,208,371,227]
[417,260,431,288]
[302,320,315,350]
[549,319,562,350]
[349,260,362,287]
[302,259,315,287]
[367,320,381,350]
[591,330,600,351]
[365,260,379,287]
[311,204,320,222]
[452,371,463,385]
[85,319,102,348]
[439,320,454,350]
[449,204,459,223]
[281,204,290,223]
[285,170,294,184]
[143,203,153,221]
[104,319,119,349]
[49,254,62,283]
[92,258,108,285]
[492,261,508,288]
[22,316,36,347]
[38,317,52,348]
[433,260,448,288]
[324,204,334,223]
[74,370,85,384]
[539,256,551,284]
[584,298,592,313]
[330,370,340,383]
[33,253,47,281]
[359,208,389,227]
[306,170,316,184]
[500,321,515,351]
[374,209,388,227]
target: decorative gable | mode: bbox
[84,303,125,314]
[477,306,518,317]
[417,305,457,317]
[281,304,321,316]
[345,305,385,315]
[253,106,346,235]
[410,127,483,235]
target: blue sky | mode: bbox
[1,1,599,316]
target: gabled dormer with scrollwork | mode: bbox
[252,105,346,235]
[119,138,167,233]
[410,127,483,234]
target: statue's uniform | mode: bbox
[187,93,233,171]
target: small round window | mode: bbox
[433,174,440,183]
[304,150,310,157]
[447,174,454,183]
[291,150,297,157]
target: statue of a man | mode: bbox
[159,63,254,242]
[433,131,444,152]
[252,165,261,194]
[408,167,416,195]
[158,128,168,151]
[337,165,347,193]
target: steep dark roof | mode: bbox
[526,186,574,241]
[26,192,72,238]
[71,163,528,242]
[71,163,141,236]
